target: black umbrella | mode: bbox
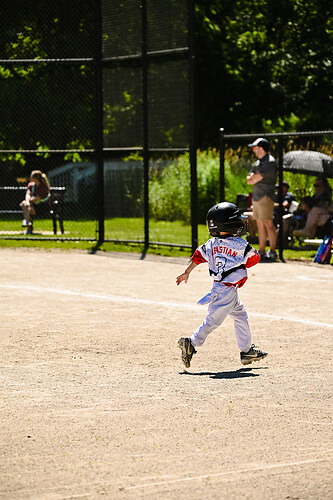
[283,150,333,177]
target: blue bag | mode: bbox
[314,235,333,264]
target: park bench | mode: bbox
[0,186,65,235]
[297,215,333,248]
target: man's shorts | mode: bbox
[252,195,274,220]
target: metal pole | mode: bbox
[95,0,104,244]
[142,0,149,250]
[277,139,285,262]
[189,0,197,253]
[219,128,225,201]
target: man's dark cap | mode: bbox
[248,137,270,152]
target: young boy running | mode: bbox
[176,201,268,368]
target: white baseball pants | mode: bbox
[190,283,252,353]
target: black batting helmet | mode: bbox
[206,202,247,237]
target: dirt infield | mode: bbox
[0,248,332,499]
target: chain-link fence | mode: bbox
[219,130,333,260]
[0,0,197,249]
[1,2,332,257]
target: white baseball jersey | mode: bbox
[189,236,260,352]
[192,236,259,287]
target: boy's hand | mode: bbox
[176,261,197,285]
[176,271,189,285]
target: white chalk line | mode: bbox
[124,455,333,491]
[1,283,332,329]
[296,274,331,282]
[7,454,333,496]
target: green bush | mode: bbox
[149,154,191,222]
[149,149,250,223]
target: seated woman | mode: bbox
[293,196,332,239]
[20,170,51,235]
[283,177,332,243]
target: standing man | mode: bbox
[247,138,277,262]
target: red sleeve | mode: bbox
[244,252,260,268]
[191,248,207,265]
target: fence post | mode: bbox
[219,128,225,202]
[277,139,285,262]
[189,0,197,253]
[95,0,104,244]
[141,0,149,250]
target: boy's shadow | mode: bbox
[180,367,268,379]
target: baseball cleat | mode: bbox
[178,337,197,368]
[240,344,268,365]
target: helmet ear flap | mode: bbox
[237,217,248,236]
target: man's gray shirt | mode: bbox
[250,153,277,201]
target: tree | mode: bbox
[195,0,333,146]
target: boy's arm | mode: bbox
[176,260,198,285]
[243,243,261,268]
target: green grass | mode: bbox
[0,216,322,262]
[0,217,194,245]
[0,217,97,239]
[105,218,192,244]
